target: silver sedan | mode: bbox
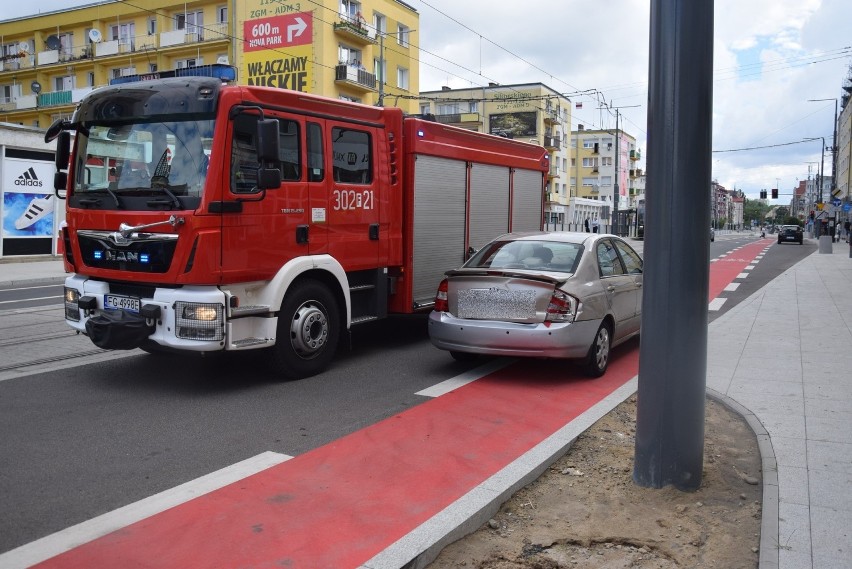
[428,231,643,377]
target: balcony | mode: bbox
[630,149,641,161]
[543,106,560,124]
[37,86,94,108]
[544,135,560,150]
[435,112,481,126]
[548,165,561,179]
[335,64,377,92]
[333,18,377,45]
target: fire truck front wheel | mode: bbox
[269,279,341,379]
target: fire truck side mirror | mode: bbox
[55,130,71,171]
[256,119,280,163]
[53,130,71,199]
[256,119,282,190]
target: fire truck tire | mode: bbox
[269,279,340,379]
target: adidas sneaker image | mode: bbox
[14,194,54,230]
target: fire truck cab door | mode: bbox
[309,119,380,270]
[220,112,313,282]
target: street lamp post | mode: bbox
[809,98,839,198]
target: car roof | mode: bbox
[489,231,617,246]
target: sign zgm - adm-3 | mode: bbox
[244,11,311,51]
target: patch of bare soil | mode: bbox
[426,396,762,569]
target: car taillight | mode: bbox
[434,279,449,312]
[546,289,578,322]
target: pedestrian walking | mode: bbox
[584,217,590,232]
[592,217,600,233]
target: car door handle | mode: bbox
[607,285,615,292]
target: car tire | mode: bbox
[583,321,612,378]
[267,279,340,380]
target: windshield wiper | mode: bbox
[148,183,183,210]
[79,187,123,209]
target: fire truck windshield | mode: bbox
[73,119,215,205]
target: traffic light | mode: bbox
[771,188,778,199]
[760,190,767,199]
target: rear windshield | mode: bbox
[466,240,583,273]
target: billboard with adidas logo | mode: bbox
[2,158,55,238]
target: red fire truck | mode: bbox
[47,65,548,378]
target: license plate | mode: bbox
[104,294,140,312]
[458,289,536,319]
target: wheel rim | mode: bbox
[289,300,329,359]
[594,326,611,371]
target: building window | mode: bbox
[53,75,75,91]
[582,177,597,187]
[419,103,430,114]
[148,18,157,35]
[582,157,598,168]
[176,58,202,69]
[373,57,386,83]
[600,176,612,186]
[601,157,613,166]
[397,24,410,47]
[583,139,598,149]
[373,12,386,34]
[217,6,228,24]
[175,10,204,37]
[339,45,362,66]
[397,66,409,90]
[110,23,135,49]
[340,0,361,20]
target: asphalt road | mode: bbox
[0,233,816,554]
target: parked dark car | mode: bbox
[777,225,803,245]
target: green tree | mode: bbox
[743,198,770,226]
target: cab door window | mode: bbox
[231,113,301,193]
[332,127,372,184]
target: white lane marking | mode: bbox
[416,358,514,398]
[724,283,741,292]
[737,272,750,279]
[0,296,61,305]
[745,265,756,270]
[0,451,292,569]
[0,284,61,292]
[708,298,727,311]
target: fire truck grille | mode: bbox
[77,231,178,273]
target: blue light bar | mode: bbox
[109,64,237,85]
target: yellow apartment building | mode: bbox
[0,0,420,128]
[571,127,640,226]
[419,83,572,226]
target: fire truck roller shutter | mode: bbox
[411,155,467,308]
[512,168,546,231]
[469,163,510,251]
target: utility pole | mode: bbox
[634,0,713,491]
[808,98,839,197]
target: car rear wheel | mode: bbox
[583,321,612,378]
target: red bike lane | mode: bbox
[29,239,770,569]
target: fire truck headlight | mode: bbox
[175,302,224,341]
[64,287,81,321]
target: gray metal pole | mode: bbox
[634,0,714,491]
[614,111,620,235]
